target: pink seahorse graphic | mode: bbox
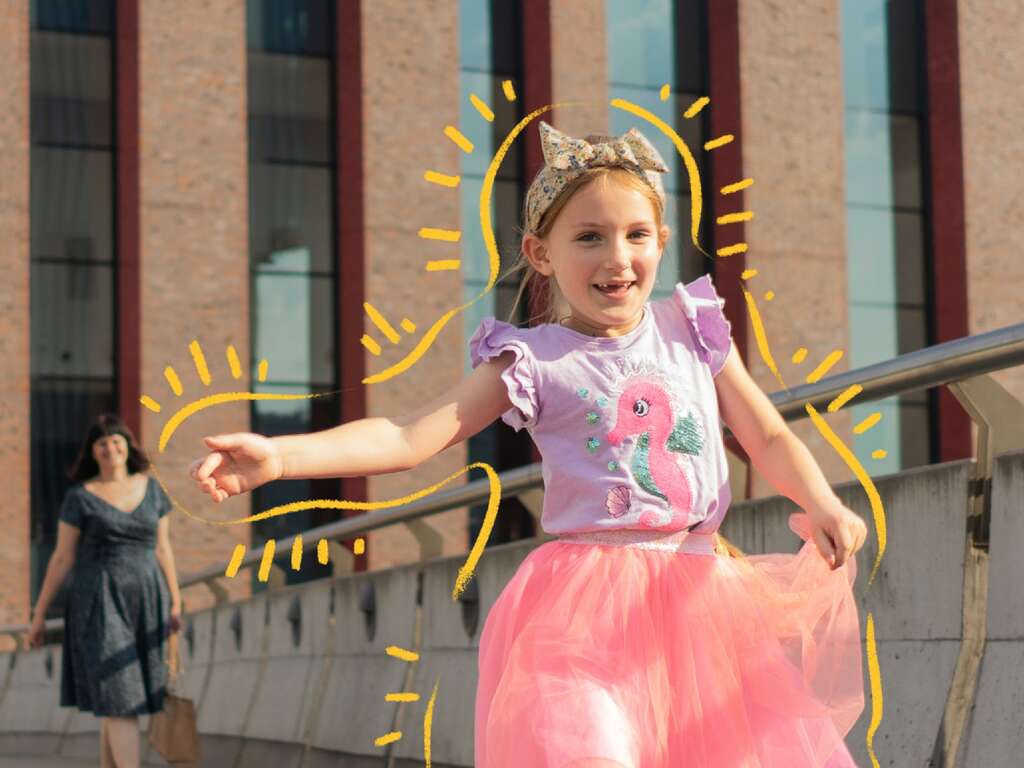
[607,380,693,528]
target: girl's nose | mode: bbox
[607,236,632,269]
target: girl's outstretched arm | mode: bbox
[191,352,517,502]
[714,345,867,569]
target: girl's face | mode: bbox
[92,433,129,472]
[523,176,667,337]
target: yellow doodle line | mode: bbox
[156,391,320,453]
[865,614,883,768]
[159,460,500,601]
[424,676,440,767]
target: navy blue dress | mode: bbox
[59,475,171,716]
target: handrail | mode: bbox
[3,321,1023,639]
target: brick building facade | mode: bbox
[1,0,1021,638]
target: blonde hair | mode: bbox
[500,164,667,327]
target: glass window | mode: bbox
[29,6,116,610]
[607,0,710,295]
[248,0,337,584]
[842,0,932,473]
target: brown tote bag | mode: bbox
[147,633,201,765]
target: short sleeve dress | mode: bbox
[59,475,172,716]
[469,276,864,767]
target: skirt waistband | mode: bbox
[554,528,718,555]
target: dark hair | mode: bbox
[68,413,151,483]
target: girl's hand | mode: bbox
[804,503,868,570]
[189,433,283,502]
[27,614,46,649]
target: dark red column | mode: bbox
[924,0,972,462]
[115,0,141,436]
[336,0,369,570]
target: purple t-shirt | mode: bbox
[469,274,734,536]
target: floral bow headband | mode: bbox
[524,121,670,234]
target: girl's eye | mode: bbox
[633,398,650,417]
[629,230,649,239]
[576,232,599,242]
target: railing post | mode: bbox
[934,374,1024,766]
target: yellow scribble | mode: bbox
[721,178,753,195]
[257,539,276,583]
[871,449,888,460]
[865,613,883,768]
[386,646,419,663]
[140,395,162,413]
[806,350,844,383]
[741,268,758,280]
[501,79,516,101]
[791,347,808,364]
[257,359,268,382]
[424,677,440,767]
[226,346,242,380]
[741,286,787,390]
[374,731,402,747]
[157,391,318,452]
[424,170,460,188]
[399,319,416,334]
[165,366,183,396]
[317,538,328,565]
[291,535,302,570]
[683,96,709,118]
[659,83,670,101]
[704,134,734,150]
[418,227,461,243]
[443,125,473,153]
[426,260,461,271]
[610,98,705,255]
[717,243,748,257]
[717,211,754,225]
[354,537,365,555]
[469,93,494,122]
[364,302,401,344]
[763,291,775,302]
[805,404,886,583]
[361,334,382,356]
[225,544,245,578]
[385,692,420,702]
[828,384,863,413]
[189,340,211,386]
[854,411,883,434]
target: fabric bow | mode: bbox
[540,121,670,175]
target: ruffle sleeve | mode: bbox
[672,274,734,376]
[468,317,539,432]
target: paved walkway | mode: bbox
[0,759,93,767]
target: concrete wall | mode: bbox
[3,452,1023,766]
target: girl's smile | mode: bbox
[522,174,668,338]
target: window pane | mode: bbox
[607,0,675,87]
[31,262,114,377]
[254,274,335,386]
[247,0,331,56]
[250,163,333,273]
[32,0,113,34]
[248,52,331,164]
[460,0,492,72]
[31,32,112,148]
[31,147,114,263]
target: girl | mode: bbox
[191,122,867,766]
[30,413,182,768]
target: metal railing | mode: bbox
[3,321,1024,643]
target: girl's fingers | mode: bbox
[811,525,836,568]
[195,452,225,482]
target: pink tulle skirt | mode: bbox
[475,518,864,767]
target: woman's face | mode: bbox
[92,433,130,472]
[524,176,667,337]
